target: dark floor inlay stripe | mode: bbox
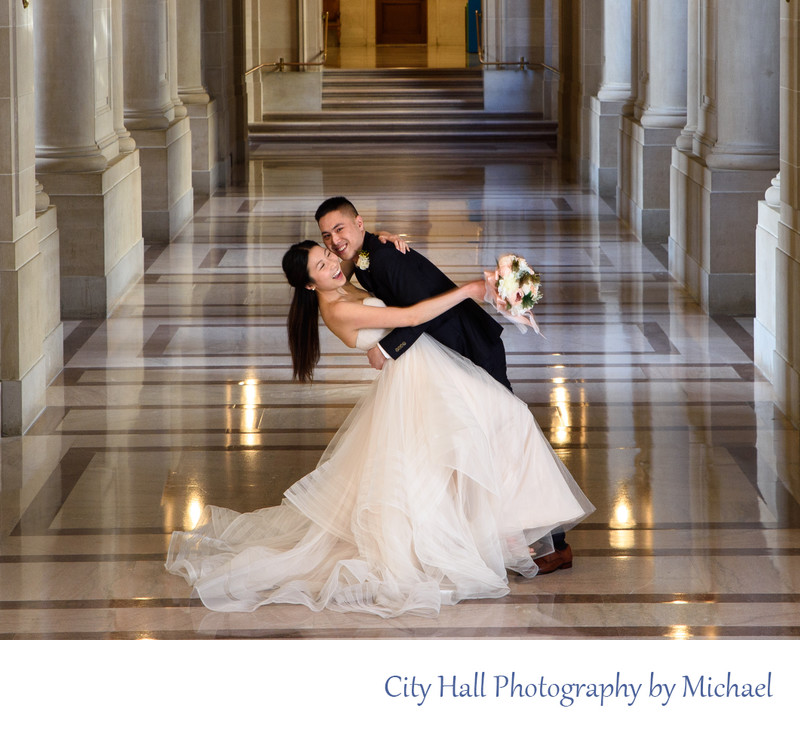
[63,320,104,364]
[5,548,800,562]
[714,316,755,361]
[0,553,167,563]
[2,592,798,610]
[197,248,229,269]
[642,321,679,354]
[10,448,96,537]
[141,324,181,357]
[6,625,800,640]
[725,445,800,525]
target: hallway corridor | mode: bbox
[2,142,799,640]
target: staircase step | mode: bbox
[249,68,556,145]
[251,116,555,143]
[322,98,484,110]
[259,111,544,123]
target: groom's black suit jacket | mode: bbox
[355,232,512,391]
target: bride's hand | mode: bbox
[377,231,410,253]
[463,279,487,301]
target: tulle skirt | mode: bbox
[165,334,594,618]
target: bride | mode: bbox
[165,240,594,618]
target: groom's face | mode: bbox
[318,208,365,262]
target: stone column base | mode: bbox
[36,205,64,383]
[1,364,45,436]
[754,200,780,380]
[617,116,678,244]
[187,99,219,196]
[589,97,624,198]
[668,147,774,315]
[0,223,47,435]
[774,237,800,427]
[38,149,145,319]
[134,115,194,243]
[1,357,47,436]
[774,350,800,428]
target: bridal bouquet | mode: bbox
[483,253,543,335]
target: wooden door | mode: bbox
[376,0,427,44]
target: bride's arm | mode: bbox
[329,279,485,335]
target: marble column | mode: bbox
[34,0,143,319]
[589,0,631,196]
[0,0,52,434]
[123,0,193,243]
[177,0,217,195]
[112,0,135,155]
[668,0,779,315]
[675,0,699,152]
[763,0,800,426]
[617,0,687,244]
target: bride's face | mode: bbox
[306,244,346,292]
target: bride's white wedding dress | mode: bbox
[165,298,594,618]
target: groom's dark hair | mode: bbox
[315,196,359,223]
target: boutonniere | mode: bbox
[356,250,370,270]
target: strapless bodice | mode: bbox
[355,297,390,351]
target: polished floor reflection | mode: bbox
[2,142,799,639]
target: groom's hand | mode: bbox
[367,345,387,370]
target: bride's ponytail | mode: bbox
[282,241,321,382]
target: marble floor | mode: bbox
[2,141,800,641]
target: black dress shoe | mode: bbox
[533,543,573,574]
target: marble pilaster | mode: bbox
[243,0,262,126]
[0,0,50,434]
[34,0,144,319]
[618,0,687,244]
[754,173,780,381]
[589,0,630,196]
[177,0,217,195]
[202,0,234,188]
[668,0,779,315]
[203,0,247,187]
[123,0,193,243]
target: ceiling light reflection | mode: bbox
[611,485,636,529]
[668,625,691,640]
[550,385,571,445]
[187,498,204,529]
[609,529,635,549]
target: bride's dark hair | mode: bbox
[282,240,321,382]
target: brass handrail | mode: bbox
[475,11,560,74]
[245,11,329,76]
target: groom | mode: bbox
[315,196,573,574]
